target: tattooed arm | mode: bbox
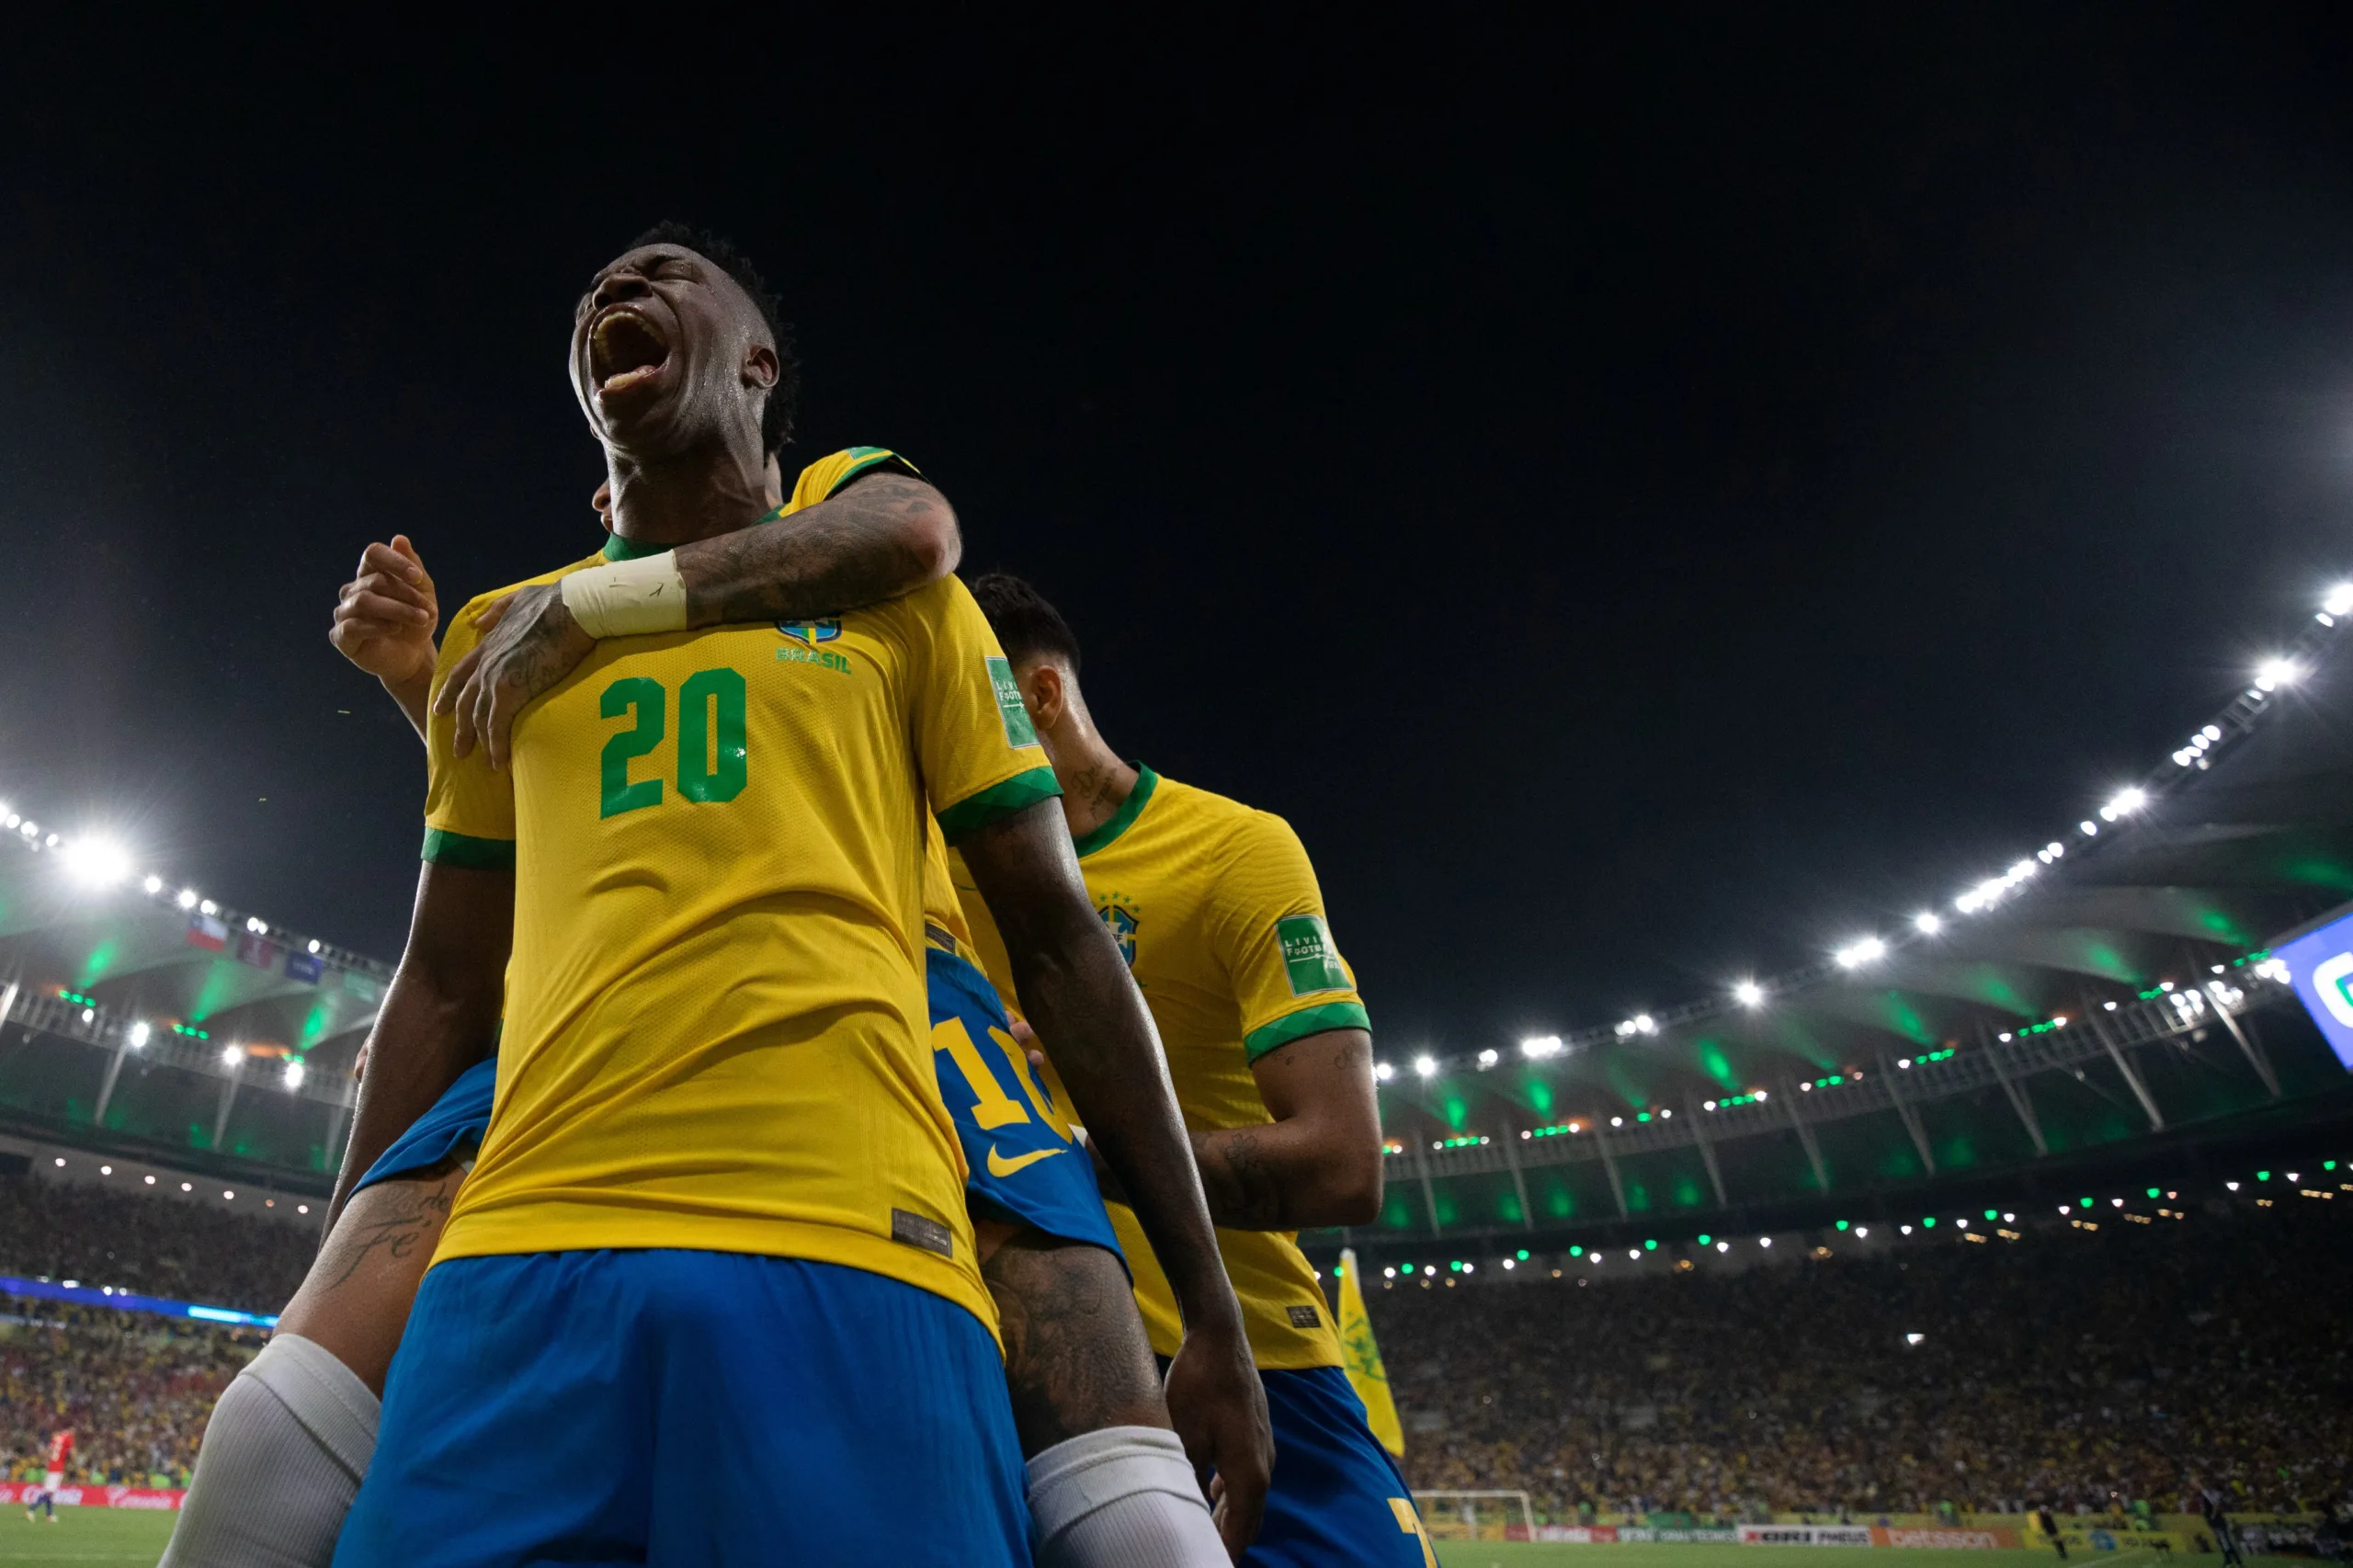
[1185,1028,1382,1230]
[679,472,957,626]
[439,470,959,768]
[326,862,510,1226]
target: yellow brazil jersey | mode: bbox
[953,766,1370,1369]
[420,448,1059,1338]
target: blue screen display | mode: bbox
[2270,907,2353,1071]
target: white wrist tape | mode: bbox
[560,551,687,639]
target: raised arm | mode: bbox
[440,472,960,769]
[327,862,511,1225]
[957,799,1273,1542]
[1188,1028,1381,1229]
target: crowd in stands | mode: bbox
[0,1297,254,1487]
[1373,1202,2351,1523]
[0,1172,313,1313]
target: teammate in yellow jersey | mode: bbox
[314,226,1263,1568]
[954,575,1437,1568]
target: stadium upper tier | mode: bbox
[1348,586,2353,1244]
[2,587,2351,1206]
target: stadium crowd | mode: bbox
[0,1171,313,1313]
[0,1296,253,1486]
[1373,1202,2351,1523]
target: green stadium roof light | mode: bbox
[2079,1197,2093,1207]
[2256,1170,2270,1181]
[1923,1217,1936,1227]
[2146,1187,2160,1199]
[1983,1209,1997,1221]
[1516,1249,1529,1261]
[1697,1234,1711,1245]
[1835,1220,1849,1232]
[1643,1239,1657,1250]
[1570,1245,1585,1257]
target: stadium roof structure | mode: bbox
[1344,587,2353,1253]
[0,824,382,1193]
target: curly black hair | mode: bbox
[969,572,1083,672]
[625,222,800,456]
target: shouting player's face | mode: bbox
[571,244,776,460]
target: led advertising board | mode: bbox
[2269,905,2353,1070]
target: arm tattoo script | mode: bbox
[320,1175,457,1291]
[1190,1127,1290,1230]
[690,474,954,626]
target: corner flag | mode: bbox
[1336,1247,1405,1457]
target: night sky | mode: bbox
[6,15,2353,1062]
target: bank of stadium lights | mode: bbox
[1733,980,1765,1007]
[1475,1048,1499,1068]
[282,1061,305,1091]
[1912,911,1942,936]
[1412,1054,1437,1079]
[1612,1014,1656,1039]
[1833,936,1885,969]
[126,1021,149,1050]
[1519,1035,1563,1060]
[220,1045,241,1068]
[1373,1062,1397,1083]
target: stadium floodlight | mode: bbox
[1632,1014,1656,1035]
[2327,585,2353,617]
[1752,1088,1768,1101]
[283,1061,306,1091]
[1912,912,1941,936]
[1715,1241,1729,1253]
[307,938,322,955]
[1702,1099,1717,1111]
[127,1022,148,1049]
[1901,1224,1914,1234]
[2098,787,2146,823]
[1733,979,1765,1007]
[1373,1061,1396,1083]
[1519,1035,1563,1060]
[245,915,268,935]
[199,899,218,916]
[1475,1048,1499,1067]
[1758,1236,1771,1247]
[1412,1054,1437,1079]
[220,1045,241,1067]
[1904,1332,1926,1346]
[176,888,199,909]
[142,874,163,894]
[2255,657,2301,692]
[1609,1116,1623,1127]
[1834,937,1885,969]
[2079,820,2097,836]
[1854,1226,1868,1238]
[2225,1180,2240,1191]
[60,835,132,888]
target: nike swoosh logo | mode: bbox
[987,1145,1066,1178]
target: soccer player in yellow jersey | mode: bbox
[954,575,1438,1568]
[321,228,1264,1567]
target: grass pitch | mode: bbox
[0,1507,178,1566]
[1432,1549,2303,1568]
[0,1511,2312,1568]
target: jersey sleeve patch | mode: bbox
[1243,1000,1372,1063]
[934,766,1062,846]
[1277,914,1350,994]
[421,827,517,870]
[986,656,1040,747]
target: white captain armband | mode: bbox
[559,552,688,639]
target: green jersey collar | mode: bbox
[1072,763,1157,858]
[601,505,787,562]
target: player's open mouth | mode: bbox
[589,308,671,398]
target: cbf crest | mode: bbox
[775,618,842,646]
[1097,897,1142,968]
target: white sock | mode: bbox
[1027,1425,1227,1568]
[158,1334,380,1568]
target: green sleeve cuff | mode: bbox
[1244,1001,1371,1063]
[421,827,517,870]
[935,767,1063,845]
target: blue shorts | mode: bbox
[926,946,1125,1263]
[353,1058,497,1193]
[1233,1366,1433,1567]
[333,1250,1029,1567]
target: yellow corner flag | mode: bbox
[1336,1247,1406,1458]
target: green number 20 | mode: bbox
[598,669,747,818]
